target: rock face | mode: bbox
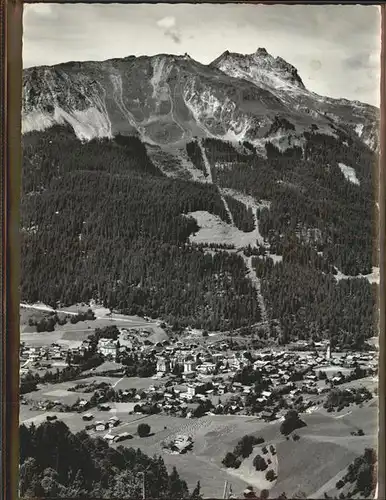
[22,49,379,152]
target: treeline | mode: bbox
[224,195,255,232]
[29,309,97,333]
[21,127,260,331]
[19,420,201,499]
[253,255,377,348]
[334,448,377,499]
[202,137,249,166]
[324,387,372,412]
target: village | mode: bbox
[19,318,378,442]
[18,308,379,498]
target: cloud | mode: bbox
[157,16,176,30]
[156,15,181,44]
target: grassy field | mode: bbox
[18,399,378,499]
[20,305,169,347]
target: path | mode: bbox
[197,140,235,225]
[244,255,268,324]
[112,376,125,389]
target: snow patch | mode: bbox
[338,162,360,185]
[23,105,112,141]
[22,110,57,134]
[55,106,112,141]
[355,123,364,138]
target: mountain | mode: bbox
[22,48,378,152]
[210,48,378,152]
[21,50,379,347]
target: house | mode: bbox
[261,411,276,422]
[172,435,193,454]
[156,357,171,373]
[108,416,120,427]
[183,359,196,373]
[187,385,197,396]
[98,339,119,360]
[197,362,216,375]
[95,421,107,431]
[114,432,132,443]
[82,413,94,421]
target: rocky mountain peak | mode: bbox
[211,48,306,91]
[255,47,269,57]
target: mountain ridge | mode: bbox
[22,49,379,152]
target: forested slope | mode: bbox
[19,421,199,499]
[21,126,261,331]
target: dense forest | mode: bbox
[203,134,377,275]
[21,126,260,331]
[21,125,377,341]
[19,420,200,499]
[253,255,377,347]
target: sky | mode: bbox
[23,3,381,106]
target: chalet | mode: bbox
[82,413,94,421]
[98,339,118,360]
[114,432,132,442]
[184,358,196,373]
[243,486,258,499]
[156,357,171,373]
[95,421,108,431]
[261,411,276,422]
[108,416,120,427]
[196,362,216,375]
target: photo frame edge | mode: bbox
[1,2,385,500]
[2,0,22,498]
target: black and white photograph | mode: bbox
[19,3,380,499]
